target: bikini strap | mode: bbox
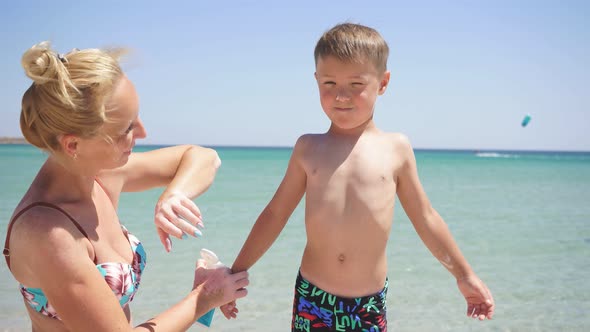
[3,202,91,271]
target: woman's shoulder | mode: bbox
[7,202,91,276]
[10,202,88,249]
[7,202,103,308]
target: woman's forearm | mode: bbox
[134,287,211,332]
[160,146,221,200]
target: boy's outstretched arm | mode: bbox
[232,137,307,272]
[395,135,495,320]
[221,137,308,319]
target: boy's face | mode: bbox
[315,56,390,131]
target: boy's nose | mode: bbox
[335,90,351,102]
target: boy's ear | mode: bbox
[378,71,391,95]
[314,71,318,81]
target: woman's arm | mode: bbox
[11,208,247,332]
[98,145,221,250]
[136,262,248,331]
[98,145,220,199]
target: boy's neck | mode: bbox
[327,119,378,138]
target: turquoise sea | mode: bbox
[0,144,589,331]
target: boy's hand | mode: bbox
[457,274,495,320]
[220,300,238,319]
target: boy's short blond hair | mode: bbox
[314,23,389,73]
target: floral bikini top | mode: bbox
[3,202,147,320]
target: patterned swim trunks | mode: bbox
[291,271,388,332]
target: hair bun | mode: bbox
[21,41,64,85]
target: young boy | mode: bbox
[225,23,495,331]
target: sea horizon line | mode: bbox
[1,139,588,154]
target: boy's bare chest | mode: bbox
[304,147,397,189]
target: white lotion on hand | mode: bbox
[200,248,224,268]
[196,248,224,328]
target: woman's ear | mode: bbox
[59,134,79,159]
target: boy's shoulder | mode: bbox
[298,132,322,139]
[385,131,413,148]
[366,129,413,148]
[294,131,413,146]
[360,131,415,164]
[385,132,415,156]
[293,133,324,147]
[380,131,409,141]
[293,131,414,158]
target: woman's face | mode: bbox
[78,75,147,171]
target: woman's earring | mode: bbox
[73,153,78,160]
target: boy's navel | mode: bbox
[338,253,346,262]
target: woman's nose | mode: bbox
[135,118,148,139]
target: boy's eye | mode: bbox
[323,81,336,85]
[352,82,364,86]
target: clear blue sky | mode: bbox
[1,0,588,151]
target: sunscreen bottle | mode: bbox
[196,248,224,328]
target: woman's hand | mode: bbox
[155,191,204,252]
[193,260,249,311]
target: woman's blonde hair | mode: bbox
[20,41,126,153]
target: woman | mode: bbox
[2,42,247,331]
